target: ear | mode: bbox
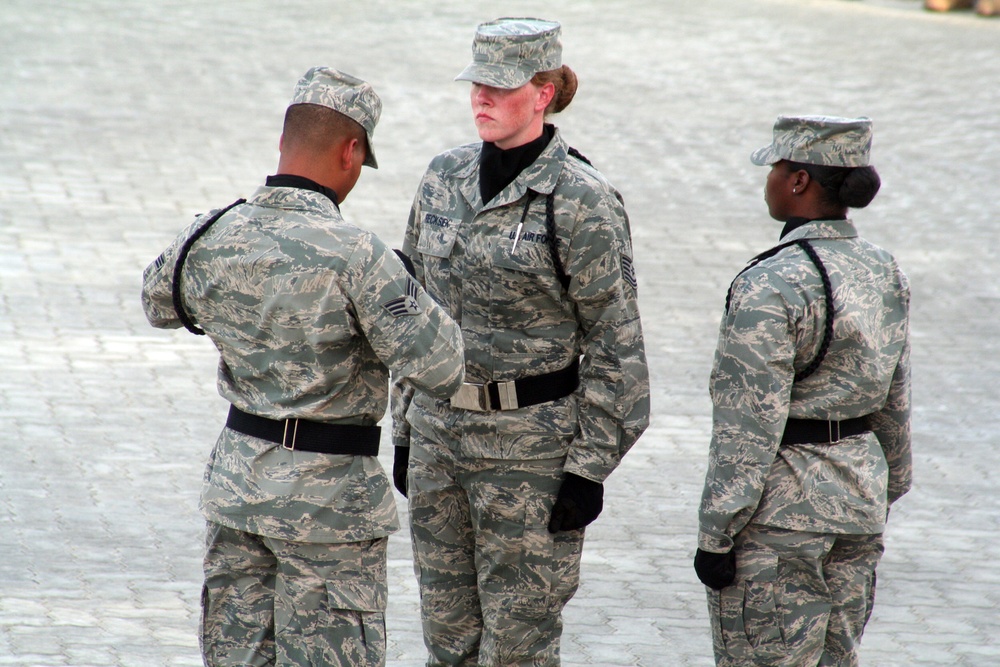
[791,168,811,194]
[278,133,285,153]
[340,137,361,171]
[535,82,555,113]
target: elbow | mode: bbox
[412,360,465,401]
[429,365,466,400]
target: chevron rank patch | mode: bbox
[383,277,422,317]
[622,254,637,289]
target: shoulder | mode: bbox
[425,142,480,176]
[730,257,808,315]
[755,242,814,278]
[846,236,912,300]
[554,143,623,210]
[259,192,382,263]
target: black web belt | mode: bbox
[450,358,580,412]
[781,416,870,445]
[225,405,380,455]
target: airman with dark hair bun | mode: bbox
[695,115,912,667]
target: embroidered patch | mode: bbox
[622,254,637,289]
[383,278,422,317]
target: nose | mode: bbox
[473,84,492,106]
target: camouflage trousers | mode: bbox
[707,523,884,667]
[407,431,585,667]
[200,522,388,667]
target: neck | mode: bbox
[479,125,553,204]
[493,117,547,150]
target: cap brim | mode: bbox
[750,144,781,166]
[364,135,378,169]
[454,63,530,89]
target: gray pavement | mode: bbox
[1,0,998,665]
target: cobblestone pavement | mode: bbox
[1,0,998,665]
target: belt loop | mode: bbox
[282,418,299,450]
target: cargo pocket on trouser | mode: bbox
[326,578,388,667]
[201,524,277,667]
[274,575,387,667]
[715,551,785,665]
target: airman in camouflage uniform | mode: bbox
[141,67,465,667]
[391,18,650,667]
[695,116,912,667]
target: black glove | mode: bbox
[694,548,736,590]
[392,446,409,497]
[547,472,604,533]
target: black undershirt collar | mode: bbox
[479,124,555,204]
[266,174,339,208]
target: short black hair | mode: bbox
[282,103,366,154]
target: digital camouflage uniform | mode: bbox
[698,116,912,667]
[141,69,465,667]
[392,124,650,666]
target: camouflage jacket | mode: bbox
[391,128,650,483]
[698,219,912,552]
[141,184,465,543]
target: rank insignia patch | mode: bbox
[622,254,637,289]
[383,278,422,317]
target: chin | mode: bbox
[475,128,499,143]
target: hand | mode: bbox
[547,472,604,533]
[392,446,409,497]
[694,548,736,590]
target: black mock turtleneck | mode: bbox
[479,125,555,204]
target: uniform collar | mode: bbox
[251,178,342,217]
[479,124,554,205]
[265,174,340,208]
[779,217,859,243]
[457,126,569,212]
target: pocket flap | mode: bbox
[416,212,459,259]
[324,577,387,612]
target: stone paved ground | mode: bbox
[1,0,998,665]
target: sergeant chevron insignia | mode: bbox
[622,254,637,289]
[383,278,422,316]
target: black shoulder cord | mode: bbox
[724,239,834,382]
[171,198,246,335]
[543,192,570,291]
[541,146,594,292]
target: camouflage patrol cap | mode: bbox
[290,67,381,168]
[751,115,873,168]
[455,17,562,89]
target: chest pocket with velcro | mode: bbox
[492,220,554,276]
[415,211,459,259]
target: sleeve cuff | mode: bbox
[698,529,735,553]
